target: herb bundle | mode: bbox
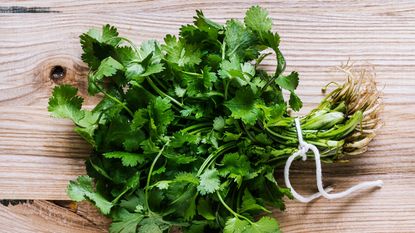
[48,6,381,233]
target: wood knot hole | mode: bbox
[50,65,66,81]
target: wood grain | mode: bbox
[1,0,415,232]
[0,200,109,233]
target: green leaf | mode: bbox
[197,168,220,195]
[110,208,144,233]
[90,24,121,46]
[125,63,145,83]
[289,91,303,111]
[224,87,261,125]
[48,85,84,122]
[138,223,162,233]
[240,189,270,214]
[224,217,249,233]
[80,24,121,69]
[245,217,280,233]
[223,132,242,142]
[163,35,202,67]
[48,85,100,146]
[90,56,124,83]
[174,172,200,185]
[213,116,225,131]
[131,109,148,130]
[148,97,174,136]
[244,5,272,33]
[197,198,215,220]
[225,20,256,60]
[219,153,252,187]
[103,151,146,167]
[194,10,223,34]
[154,180,171,190]
[275,72,299,92]
[67,175,113,214]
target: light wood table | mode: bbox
[1,1,414,232]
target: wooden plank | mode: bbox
[0,200,109,233]
[0,0,415,232]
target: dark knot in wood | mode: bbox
[50,65,66,81]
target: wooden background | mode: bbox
[1,0,415,232]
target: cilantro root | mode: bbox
[48,6,381,233]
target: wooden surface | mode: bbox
[1,0,415,232]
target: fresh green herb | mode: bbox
[48,6,381,233]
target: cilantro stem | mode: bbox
[241,122,256,142]
[224,80,230,100]
[189,127,211,135]
[145,143,168,213]
[145,77,183,107]
[112,187,130,204]
[260,74,278,94]
[152,76,169,92]
[264,126,295,141]
[180,122,211,133]
[221,41,226,60]
[197,142,235,176]
[119,37,142,59]
[181,70,202,76]
[94,83,134,117]
[216,191,253,224]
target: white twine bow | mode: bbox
[284,118,383,203]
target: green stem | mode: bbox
[112,188,130,204]
[221,41,226,60]
[189,127,211,135]
[197,142,235,176]
[152,76,169,92]
[216,192,253,224]
[180,122,212,133]
[145,143,168,213]
[181,70,202,76]
[241,122,256,142]
[265,126,295,141]
[145,77,183,107]
[119,37,141,59]
[224,80,231,100]
[260,75,278,94]
[95,83,134,117]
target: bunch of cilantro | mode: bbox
[48,6,380,233]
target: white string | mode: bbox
[284,118,383,203]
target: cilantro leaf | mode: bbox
[197,168,220,195]
[138,223,162,233]
[224,87,261,125]
[103,151,146,167]
[197,198,215,221]
[240,189,270,214]
[48,85,100,146]
[67,175,113,214]
[224,217,249,233]
[110,208,144,233]
[163,35,202,67]
[225,19,257,60]
[289,91,303,111]
[245,217,280,233]
[80,24,121,69]
[275,71,299,92]
[213,116,225,131]
[88,56,124,94]
[219,153,252,187]
[244,5,273,33]
[148,97,174,136]
[48,85,84,122]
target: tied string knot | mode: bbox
[284,118,383,203]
